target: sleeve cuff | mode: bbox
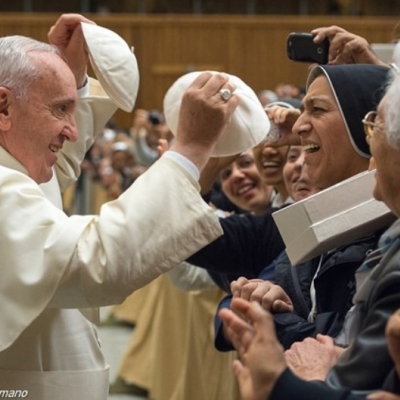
[77,76,89,98]
[270,369,353,400]
[162,150,200,181]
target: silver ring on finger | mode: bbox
[219,88,232,102]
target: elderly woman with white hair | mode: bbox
[218,44,400,400]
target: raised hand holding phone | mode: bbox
[286,32,329,64]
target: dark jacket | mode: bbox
[187,209,285,277]
[214,232,381,351]
[326,219,400,394]
[270,369,366,400]
[273,233,381,349]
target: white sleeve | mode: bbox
[166,262,217,291]
[162,150,200,181]
[0,158,222,352]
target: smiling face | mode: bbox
[0,52,78,184]
[283,145,321,202]
[220,150,273,215]
[369,97,400,216]
[252,143,289,199]
[292,75,369,190]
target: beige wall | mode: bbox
[0,13,398,128]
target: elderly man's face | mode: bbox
[1,53,78,184]
[369,97,400,217]
[292,75,368,190]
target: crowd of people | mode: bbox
[1,12,400,400]
[67,88,303,217]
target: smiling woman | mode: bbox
[219,149,274,215]
[252,139,290,206]
[214,62,400,400]
[292,64,389,190]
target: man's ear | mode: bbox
[0,87,12,131]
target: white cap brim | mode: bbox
[81,22,139,112]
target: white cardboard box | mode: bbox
[272,170,396,265]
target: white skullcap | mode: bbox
[111,141,129,152]
[163,71,270,157]
[102,128,116,141]
[81,22,139,112]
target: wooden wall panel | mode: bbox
[362,0,400,16]
[0,0,397,15]
[0,13,398,128]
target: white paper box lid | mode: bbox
[272,170,396,265]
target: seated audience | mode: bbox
[214,145,325,351]
[219,26,400,399]
[186,63,389,362]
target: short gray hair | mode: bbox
[384,41,400,150]
[0,35,61,100]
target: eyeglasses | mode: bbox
[362,111,384,142]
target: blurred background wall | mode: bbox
[0,0,399,129]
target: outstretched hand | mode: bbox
[219,298,287,400]
[285,334,343,381]
[230,277,294,313]
[263,105,301,147]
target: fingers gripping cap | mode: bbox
[163,71,271,157]
[81,22,139,112]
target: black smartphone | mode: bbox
[286,32,329,64]
[148,110,162,125]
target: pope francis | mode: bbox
[0,13,239,400]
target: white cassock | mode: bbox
[0,79,223,400]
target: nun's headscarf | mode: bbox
[306,64,390,158]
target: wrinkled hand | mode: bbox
[285,334,342,381]
[170,72,240,172]
[312,25,388,66]
[231,277,294,313]
[219,298,287,400]
[264,106,301,147]
[48,13,95,87]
